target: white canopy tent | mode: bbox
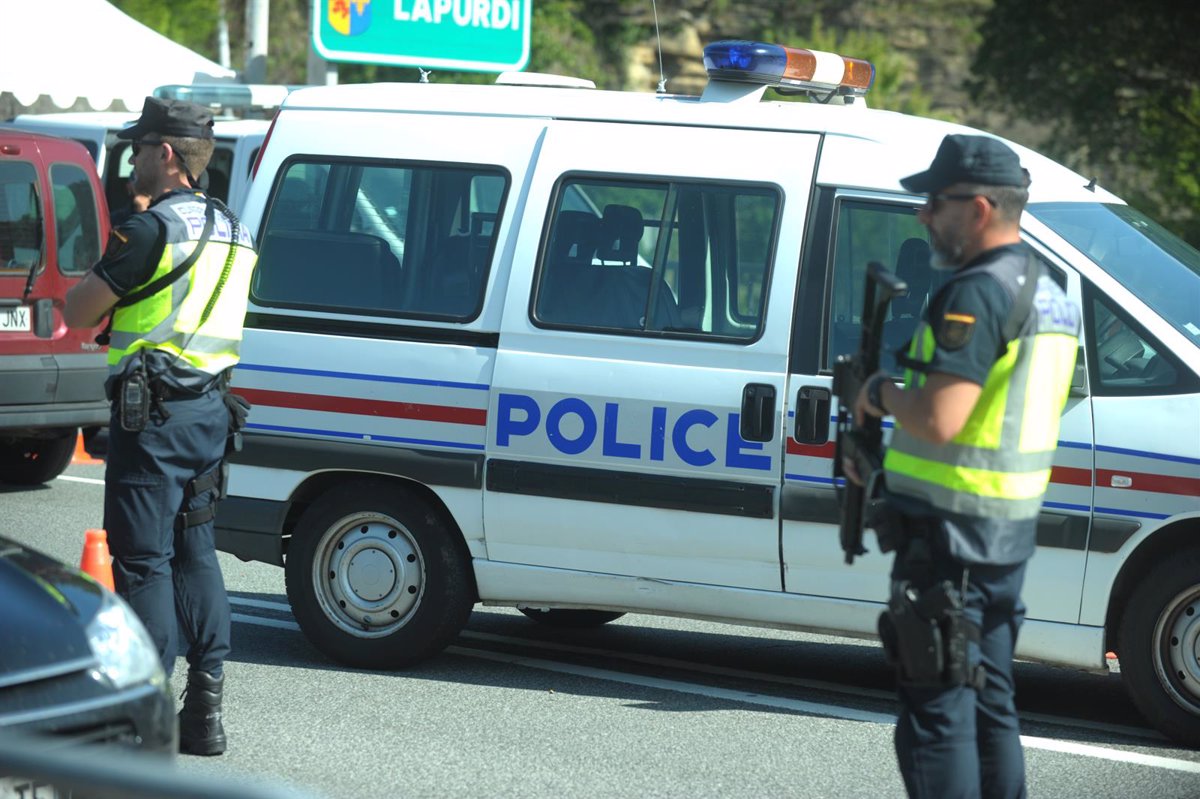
[2,0,236,113]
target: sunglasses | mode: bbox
[922,193,996,212]
[131,138,163,156]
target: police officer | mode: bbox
[64,97,257,757]
[847,135,1080,798]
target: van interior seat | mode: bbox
[538,205,682,331]
[537,210,603,324]
[255,229,400,310]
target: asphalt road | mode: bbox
[4,459,1199,798]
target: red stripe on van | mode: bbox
[235,387,486,426]
[786,440,836,458]
[1049,465,1092,487]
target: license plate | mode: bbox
[0,306,31,332]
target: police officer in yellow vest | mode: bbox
[65,97,257,757]
[847,135,1079,798]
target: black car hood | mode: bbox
[0,539,102,682]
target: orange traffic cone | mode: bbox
[80,528,115,591]
[72,431,102,465]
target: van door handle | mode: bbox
[794,386,831,445]
[740,384,776,443]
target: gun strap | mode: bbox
[96,198,215,346]
[1001,252,1041,343]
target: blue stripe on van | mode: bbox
[245,422,486,451]
[1095,444,1200,466]
[236,363,490,391]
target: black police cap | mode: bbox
[901,134,1030,194]
[117,97,214,140]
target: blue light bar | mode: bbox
[702,40,874,97]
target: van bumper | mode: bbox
[0,401,110,432]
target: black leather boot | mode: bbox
[178,670,226,756]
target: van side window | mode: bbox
[827,199,934,374]
[50,162,102,274]
[1086,286,1192,393]
[104,141,135,218]
[252,159,507,320]
[0,160,42,272]
[534,177,778,340]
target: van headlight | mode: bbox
[86,591,164,689]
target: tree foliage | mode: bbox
[972,0,1200,245]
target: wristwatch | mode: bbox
[867,374,890,413]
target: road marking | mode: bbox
[229,610,1198,772]
[231,597,292,612]
[449,645,1200,775]
[232,612,299,631]
[458,629,1161,743]
[56,475,105,486]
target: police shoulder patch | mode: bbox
[101,228,129,260]
[937,311,976,350]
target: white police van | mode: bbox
[217,41,1200,745]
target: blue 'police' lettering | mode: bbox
[602,402,641,459]
[495,393,773,472]
[496,392,539,446]
[673,409,717,467]
[650,406,667,462]
[546,397,596,455]
[725,413,771,471]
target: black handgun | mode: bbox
[832,261,907,565]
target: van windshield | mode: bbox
[1029,202,1200,347]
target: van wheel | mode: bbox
[1118,549,1200,747]
[0,430,76,485]
[284,481,474,669]
[519,608,626,628]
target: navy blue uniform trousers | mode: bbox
[891,542,1029,799]
[104,387,231,677]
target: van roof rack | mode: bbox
[495,72,596,90]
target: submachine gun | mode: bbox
[832,261,908,565]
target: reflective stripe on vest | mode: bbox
[884,282,1078,521]
[107,195,256,386]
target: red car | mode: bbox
[0,129,110,484]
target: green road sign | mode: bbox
[312,0,531,72]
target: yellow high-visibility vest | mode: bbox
[884,269,1078,520]
[107,193,257,390]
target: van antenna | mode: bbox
[651,0,667,93]
[1085,176,1097,192]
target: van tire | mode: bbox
[1118,549,1200,747]
[518,608,625,628]
[285,481,474,669]
[0,430,76,485]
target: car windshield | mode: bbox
[1029,202,1200,347]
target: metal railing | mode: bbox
[0,729,325,799]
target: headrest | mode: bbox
[895,238,931,282]
[551,210,602,264]
[597,204,644,264]
[893,238,932,315]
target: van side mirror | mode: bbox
[1069,346,1088,397]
